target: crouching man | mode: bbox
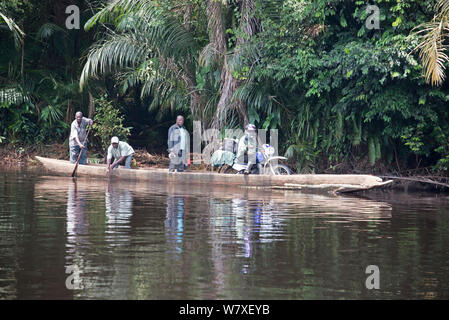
[106,136,134,173]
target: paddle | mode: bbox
[71,125,91,178]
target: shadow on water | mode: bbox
[1,172,449,299]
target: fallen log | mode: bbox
[378,175,449,189]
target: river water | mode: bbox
[0,170,448,299]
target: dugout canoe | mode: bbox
[35,156,393,194]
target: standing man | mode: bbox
[168,115,189,172]
[106,136,135,173]
[235,124,262,174]
[69,111,93,164]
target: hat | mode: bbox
[245,124,256,132]
[111,136,119,144]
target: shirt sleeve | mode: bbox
[69,121,78,140]
[168,126,173,149]
[107,145,113,161]
[82,117,92,126]
[124,143,134,156]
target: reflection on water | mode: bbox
[165,196,186,255]
[1,172,449,299]
[105,185,133,245]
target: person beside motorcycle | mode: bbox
[235,124,263,174]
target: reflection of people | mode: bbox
[165,196,185,253]
[66,181,88,290]
[229,199,249,258]
[235,124,262,174]
[168,115,190,172]
[69,111,93,164]
[66,182,88,238]
[106,136,135,173]
[105,184,133,234]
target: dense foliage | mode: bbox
[92,95,132,154]
[1,0,449,174]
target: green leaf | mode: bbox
[419,97,426,105]
[340,15,347,28]
[392,17,402,27]
[391,71,400,78]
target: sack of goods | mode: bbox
[222,138,238,154]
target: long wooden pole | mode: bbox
[71,125,91,177]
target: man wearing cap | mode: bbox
[235,124,262,174]
[167,115,190,172]
[69,111,93,164]
[106,137,135,173]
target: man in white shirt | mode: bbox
[106,136,135,173]
[69,111,93,164]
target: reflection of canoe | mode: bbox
[34,176,392,220]
[35,156,392,194]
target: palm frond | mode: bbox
[436,0,449,20]
[0,11,25,49]
[80,0,201,120]
[0,87,30,105]
[81,0,197,88]
[80,33,150,89]
[412,19,449,86]
[84,0,161,31]
[36,23,67,40]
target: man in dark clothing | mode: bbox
[168,115,190,172]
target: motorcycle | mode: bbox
[221,143,291,175]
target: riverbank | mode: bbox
[0,144,172,169]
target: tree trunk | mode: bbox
[211,0,258,129]
[88,92,95,119]
[183,2,192,31]
[66,99,73,124]
[206,0,227,61]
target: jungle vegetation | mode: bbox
[1,0,449,174]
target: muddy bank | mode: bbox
[0,144,67,168]
[0,144,171,169]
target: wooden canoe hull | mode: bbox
[34,156,393,194]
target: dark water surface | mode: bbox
[1,170,449,299]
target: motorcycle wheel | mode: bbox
[272,164,292,175]
[222,165,237,174]
[235,165,259,174]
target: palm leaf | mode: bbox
[0,87,30,105]
[410,0,449,86]
[80,0,199,120]
[80,33,150,89]
[36,23,67,40]
[412,20,449,86]
[0,11,24,49]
